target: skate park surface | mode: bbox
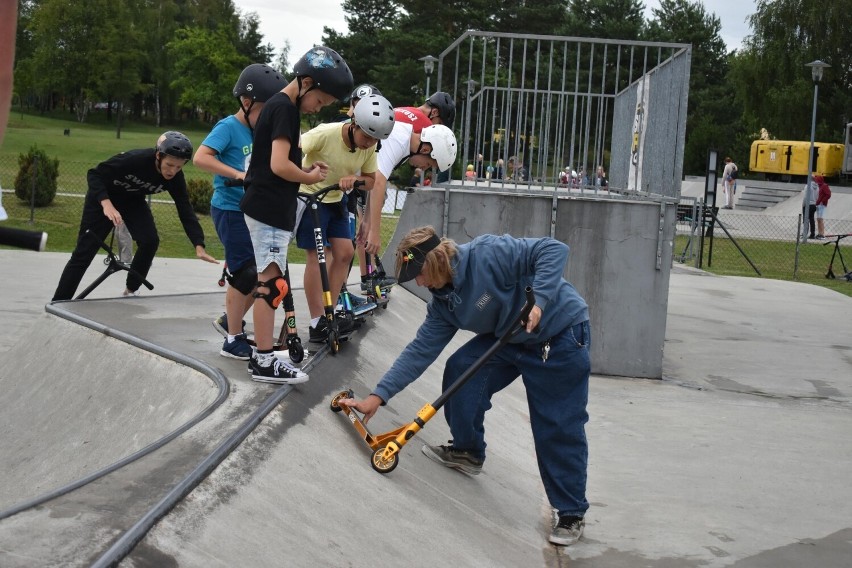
[1,233,851,566]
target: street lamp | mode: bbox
[419,55,438,98]
[801,60,830,242]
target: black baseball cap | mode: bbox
[396,234,442,283]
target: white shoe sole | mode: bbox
[219,349,250,361]
[250,373,309,385]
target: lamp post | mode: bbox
[419,55,438,99]
[802,59,829,242]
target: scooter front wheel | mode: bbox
[371,447,399,474]
[287,335,305,363]
[329,390,350,413]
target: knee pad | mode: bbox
[227,263,257,296]
[254,276,289,309]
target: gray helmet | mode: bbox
[156,131,192,160]
[350,84,382,102]
[293,46,354,101]
[426,91,456,127]
[353,94,396,140]
[233,63,286,103]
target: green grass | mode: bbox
[1,110,400,263]
[675,234,852,297]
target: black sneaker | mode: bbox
[309,318,330,343]
[549,515,584,546]
[249,353,308,385]
[421,442,484,475]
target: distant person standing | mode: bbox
[494,158,504,180]
[802,177,818,240]
[722,157,738,209]
[814,174,831,239]
[594,165,608,188]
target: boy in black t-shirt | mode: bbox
[52,131,218,301]
[240,46,353,385]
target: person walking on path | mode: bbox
[340,226,591,547]
[722,157,738,209]
[52,132,217,301]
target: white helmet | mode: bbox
[353,94,396,140]
[420,124,457,172]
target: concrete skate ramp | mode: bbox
[0,314,219,511]
[130,287,560,566]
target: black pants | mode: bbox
[806,204,817,238]
[52,193,160,300]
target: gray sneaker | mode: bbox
[549,515,584,546]
[421,443,483,475]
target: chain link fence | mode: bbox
[0,153,402,259]
[675,198,852,288]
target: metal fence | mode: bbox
[435,31,690,199]
[675,198,852,282]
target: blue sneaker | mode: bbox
[213,313,246,338]
[220,333,252,360]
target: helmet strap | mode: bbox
[394,141,426,171]
[295,76,315,107]
[239,97,256,132]
[347,124,357,153]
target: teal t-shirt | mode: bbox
[202,115,253,211]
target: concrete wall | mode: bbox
[384,186,676,378]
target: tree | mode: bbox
[565,0,646,41]
[237,11,275,64]
[646,0,735,174]
[731,0,852,145]
[28,0,111,120]
[95,0,145,137]
[168,26,248,120]
[273,39,292,75]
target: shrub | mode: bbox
[14,145,59,207]
[186,178,213,215]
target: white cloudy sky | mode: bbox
[235,0,758,69]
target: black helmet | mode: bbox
[293,46,354,101]
[427,91,456,127]
[350,83,382,102]
[156,131,192,160]
[233,63,287,103]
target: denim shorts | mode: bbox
[244,214,291,273]
[212,206,255,272]
[816,204,826,219]
[295,195,351,249]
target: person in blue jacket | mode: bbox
[340,225,591,547]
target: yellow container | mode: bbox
[750,140,844,178]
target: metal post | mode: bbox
[802,60,829,242]
[802,81,818,242]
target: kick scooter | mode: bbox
[330,287,536,473]
[75,229,154,299]
[298,182,368,355]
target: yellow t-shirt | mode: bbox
[300,122,378,202]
